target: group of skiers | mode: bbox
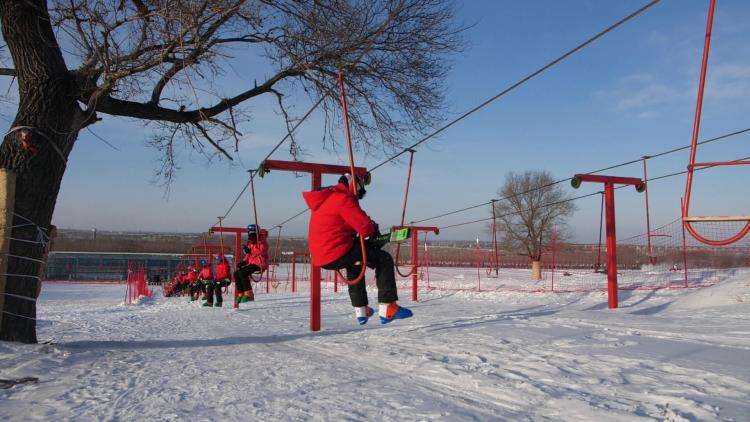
[166,173,412,325]
[165,225,269,307]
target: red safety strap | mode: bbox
[395,149,416,277]
[335,70,368,286]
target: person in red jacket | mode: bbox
[233,225,269,305]
[303,174,412,325]
[215,254,232,287]
[186,266,202,301]
[198,259,222,307]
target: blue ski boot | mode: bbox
[379,303,413,324]
[355,306,375,325]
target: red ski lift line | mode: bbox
[248,170,261,245]
[335,70,369,287]
[395,149,417,278]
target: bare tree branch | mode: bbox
[37,0,464,185]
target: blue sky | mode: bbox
[3,0,749,241]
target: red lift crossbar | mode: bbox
[260,159,369,332]
[571,174,645,309]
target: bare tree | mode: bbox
[0,0,464,342]
[492,170,576,280]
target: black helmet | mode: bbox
[339,173,366,200]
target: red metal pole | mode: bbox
[681,198,689,288]
[684,0,716,215]
[411,231,418,301]
[310,171,322,331]
[643,157,654,264]
[596,192,604,271]
[424,238,431,289]
[491,201,499,277]
[551,227,556,292]
[604,183,618,309]
[291,253,297,293]
[233,232,241,309]
[476,237,481,292]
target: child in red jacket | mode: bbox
[215,255,232,286]
[199,259,222,307]
[303,174,412,325]
[186,266,202,301]
[233,225,269,305]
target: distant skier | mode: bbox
[233,224,269,305]
[303,174,412,325]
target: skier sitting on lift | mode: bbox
[178,271,190,295]
[186,266,202,301]
[199,260,222,307]
[215,254,232,288]
[233,224,269,305]
[303,174,412,325]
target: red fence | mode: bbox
[125,262,152,304]
[419,218,749,294]
[161,218,749,300]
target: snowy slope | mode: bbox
[1,270,749,421]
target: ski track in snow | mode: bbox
[1,269,749,421]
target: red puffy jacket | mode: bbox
[303,182,375,266]
[243,231,269,270]
[186,269,198,283]
[199,265,213,280]
[215,258,231,280]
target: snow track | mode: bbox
[1,272,749,420]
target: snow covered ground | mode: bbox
[1,269,749,421]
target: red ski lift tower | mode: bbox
[571,174,645,309]
[259,159,370,332]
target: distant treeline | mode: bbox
[52,229,482,254]
[52,229,307,255]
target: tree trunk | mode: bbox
[531,260,542,281]
[0,1,82,343]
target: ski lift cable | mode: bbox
[410,127,750,225]
[265,0,665,230]
[439,157,750,231]
[368,0,663,173]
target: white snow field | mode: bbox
[1,269,749,421]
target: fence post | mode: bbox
[475,237,481,292]
[551,228,557,292]
[0,169,16,336]
[681,198,689,287]
[291,253,296,293]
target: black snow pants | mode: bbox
[234,264,260,295]
[322,242,398,307]
[203,280,223,305]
